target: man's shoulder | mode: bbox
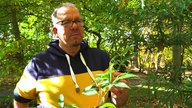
[86,47,109,55]
[84,48,110,62]
[31,50,52,60]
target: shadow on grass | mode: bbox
[123,83,192,108]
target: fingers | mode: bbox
[111,72,130,93]
[112,72,122,81]
[120,78,129,84]
[113,72,121,77]
[110,72,129,106]
[112,72,130,85]
[110,86,128,94]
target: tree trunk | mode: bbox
[171,45,182,84]
[11,8,24,66]
[131,45,139,68]
[170,15,184,84]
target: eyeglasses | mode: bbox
[56,19,83,27]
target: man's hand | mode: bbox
[13,100,29,108]
[110,72,129,107]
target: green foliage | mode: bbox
[0,95,13,108]
[0,0,192,107]
[97,102,116,108]
[183,75,192,106]
[64,104,78,108]
[58,94,64,108]
[0,0,51,84]
[111,45,137,72]
[139,67,192,107]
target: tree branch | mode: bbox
[84,25,101,49]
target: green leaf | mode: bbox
[96,64,113,82]
[113,73,137,83]
[98,102,116,108]
[59,94,64,102]
[58,94,64,108]
[114,82,130,88]
[108,64,114,83]
[64,104,78,108]
[96,74,109,80]
[120,52,137,65]
[99,80,110,86]
[82,85,98,96]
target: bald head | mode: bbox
[51,3,80,25]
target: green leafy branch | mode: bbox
[82,64,138,108]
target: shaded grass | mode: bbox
[0,95,13,108]
[122,83,191,108]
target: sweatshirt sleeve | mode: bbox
[14,59,38,103]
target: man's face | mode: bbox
[54,7,84,47]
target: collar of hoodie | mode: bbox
[48,40,89,57]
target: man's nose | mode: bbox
[71,21,78,29]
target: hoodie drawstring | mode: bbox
[65,52,96,93]
[65,54,80,93]
[79,53,96,82]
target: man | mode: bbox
[13,3,128,108]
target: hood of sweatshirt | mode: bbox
[47,40,89,57]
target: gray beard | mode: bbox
[72,40,81,47]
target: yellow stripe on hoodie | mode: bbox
[17,70,108,108]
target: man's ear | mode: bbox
[52,27,59,38]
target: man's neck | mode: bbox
[59,43,80,56]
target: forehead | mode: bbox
[57,7,81,20]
